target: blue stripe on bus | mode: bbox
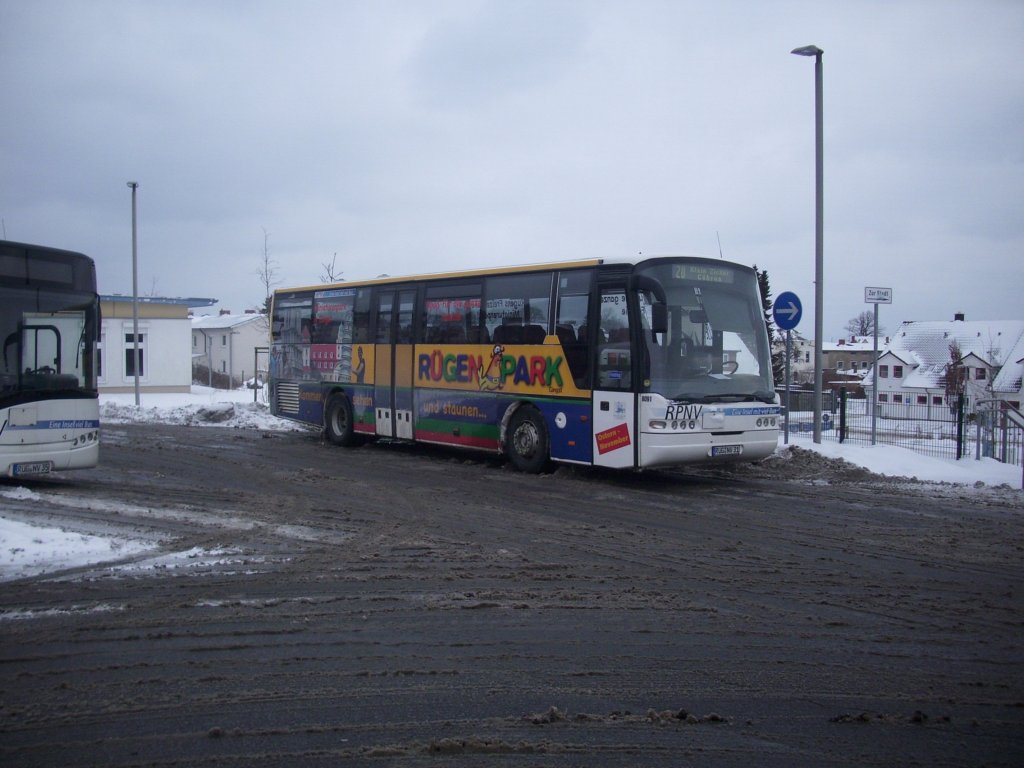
[722,406,781,416]
[6,420,101,430]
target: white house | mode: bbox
[99,296,216,393]
[191,311,269,388]
[864,315,1024,416]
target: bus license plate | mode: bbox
[711,445,742,457]
[12,461,53,476]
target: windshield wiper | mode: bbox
[670,393,711,403]
[668,391,776,404]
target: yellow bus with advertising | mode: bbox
[269,256,779,472]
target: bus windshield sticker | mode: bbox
[595,423,631,454]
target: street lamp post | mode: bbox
[791,44,824,443]
[127,181,140,407]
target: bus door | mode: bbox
[373,288,416,439]
[592,285,637,468]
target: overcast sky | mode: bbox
[2,0,1021,338]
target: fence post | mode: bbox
[956,393,965,460]
[838,387,847,443]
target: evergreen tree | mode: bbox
[753,265,785,384]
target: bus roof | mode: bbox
[272,254,746,297]
[274,258,606,295]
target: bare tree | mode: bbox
[844,310,882,337]
[319,252,344,283]
[256,227,281,314]
[941,340,966,405]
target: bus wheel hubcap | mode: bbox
[513,422,539,457]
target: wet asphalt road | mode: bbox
[1,423,1022,766]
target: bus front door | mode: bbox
[591,286,637,468]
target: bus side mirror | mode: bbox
[651,304,668,333]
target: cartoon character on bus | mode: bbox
[478,344,504,391]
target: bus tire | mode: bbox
[324,393,359,447]
[506,406,550,474]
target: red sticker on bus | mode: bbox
[595,423,631,454]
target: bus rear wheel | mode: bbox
[507,406,550,474]
[324,393,359,447]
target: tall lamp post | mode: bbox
[127,181,140,407]
[791,44,824,443]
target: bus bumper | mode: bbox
[638,429,779,469]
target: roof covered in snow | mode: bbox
[880,319,1024,393]
[191,313,267,331]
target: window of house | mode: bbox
[124,330,146,379]
[805,352,810,363]
[893,394,903,404]
[893,365,903,378]
[221,334,228,346]
[932,396,942,405]
[975,368,987,380]
[879,365,888,378]
[917,395,927,404]
[221,360,227,373]
[878,393,888,402]
[836,360,845,371]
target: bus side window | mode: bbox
[556,291,590,388]
[597,288,630,390]
[483,272,553,342]
[375,294,393,343]
[353,289,372,343]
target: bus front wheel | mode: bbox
[324,394,359,447]
[507,406,550,473]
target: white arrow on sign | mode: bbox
[776,302,799,320]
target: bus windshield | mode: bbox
[0,286,98,398]
[635,260,774,404]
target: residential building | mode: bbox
[823,336,883,377]
[99,295,216,393]
[191,311,269,388]
[864,315,1024,416]
[772,330,815,385]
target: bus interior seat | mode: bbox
[523,324,546,344]
[555,324,576,345]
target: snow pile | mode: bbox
[0,489,156,582]
[781,434,1022,487]
[99,386,304,431]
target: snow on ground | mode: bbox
[0,488,157,582]
[1,386,1021,584]
[99,384,304,431]
[784,431,1023,488]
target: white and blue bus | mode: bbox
[1,241,101,477]
[269,256,779,472]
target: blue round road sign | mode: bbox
[773,291,802,330]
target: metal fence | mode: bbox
[814,391,1024,476]
[823,392,965,459]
